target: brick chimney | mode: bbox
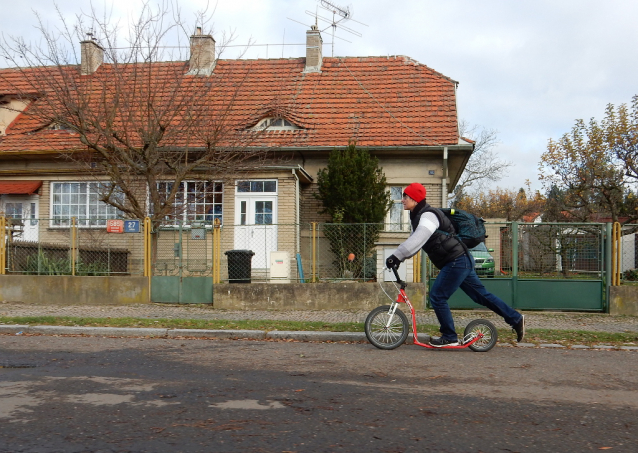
[80,38,104,75]
[187,27,216,76]
[304,25,323,73]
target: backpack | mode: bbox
[436,208,487,249]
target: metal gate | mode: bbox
[429,222,609,312]
[151,222,217,304]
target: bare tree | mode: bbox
[450,120,513,204]
[0,1,290,227]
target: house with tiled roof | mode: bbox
[0,27,473,280]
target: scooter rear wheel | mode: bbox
[464,319,498,352]
[365,305,409,350]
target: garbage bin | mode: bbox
[224,250,255,283]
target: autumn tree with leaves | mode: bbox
[454,183,545,221]
[539,96,638,224]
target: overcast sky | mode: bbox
[2,0,637,194]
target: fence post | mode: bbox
[421,250,427,287]
[144,217,152,277]
[178,222,183,303]
[605,222,613,313]
[0,216,5,275]
[511,221,518,308]
[144,217,152,303]
[312,222,317,282]
[71,217,77,276]
[612,222,621,286]
[363,224,367,280]
[213,219,221,284]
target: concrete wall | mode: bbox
[610,286,638,316]
[0,275,149,305]
[213,282,427,311]
[5,275,638,316]
[0,275,425,310]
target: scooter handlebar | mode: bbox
[386,266,406,289]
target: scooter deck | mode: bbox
[413,335,482,349]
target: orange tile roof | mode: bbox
[0,56,461,154]
[0,180,42,194]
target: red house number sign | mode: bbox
[106,219,124,233]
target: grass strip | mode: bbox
[0,316,362,333]
[1,316,637,346]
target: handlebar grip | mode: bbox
[392,267,403,284]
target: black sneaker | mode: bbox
[513,315,525,342]
[429,337,459,347]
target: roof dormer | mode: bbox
[45,122,74,131]
[253,117,301,131]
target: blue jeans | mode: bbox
[429,254,523,341]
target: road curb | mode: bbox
[265,331,366,342]
[0,325,30,334]
[168,329,266,340]
[0,325,636,350]
[28,326,169,337]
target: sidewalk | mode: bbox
[2,302,638,333]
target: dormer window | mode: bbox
[254,117,300,130]
[46,122,74,131]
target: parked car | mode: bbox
[469,242,495,277]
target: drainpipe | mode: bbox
[292,169,300,254]
[442,147,448,208]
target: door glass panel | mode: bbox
[255,201,273,225]
[240,201,247,225]
[30,203,38,225]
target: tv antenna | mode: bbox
[288,0,367,57]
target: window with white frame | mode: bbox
[50,182,121,227]
[157,181,223,225]
[386,186,410,231]
[253,117,300,130]
[236,180,277,193]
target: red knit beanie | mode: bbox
[403,183,426,202]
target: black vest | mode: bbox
[410,202,466,269]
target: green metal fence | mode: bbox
[0,216,619,310]
[432,222,608,312]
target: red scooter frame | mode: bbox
[364,268,498,352]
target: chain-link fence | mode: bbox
[515,223,604,278]
[0,217,618,283]
[313,223,383,281]
[430,222,605,280]
[618,224,638,282]
[1,218,144,276]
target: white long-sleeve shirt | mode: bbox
[393,211,440,262]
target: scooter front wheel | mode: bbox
[464,319,498,352]
[365,305,409,350]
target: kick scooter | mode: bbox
[365,267,498,352]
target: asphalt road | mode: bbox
[1,335,637,453]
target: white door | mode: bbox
[234,196,278,268]
[1,195,39,241]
